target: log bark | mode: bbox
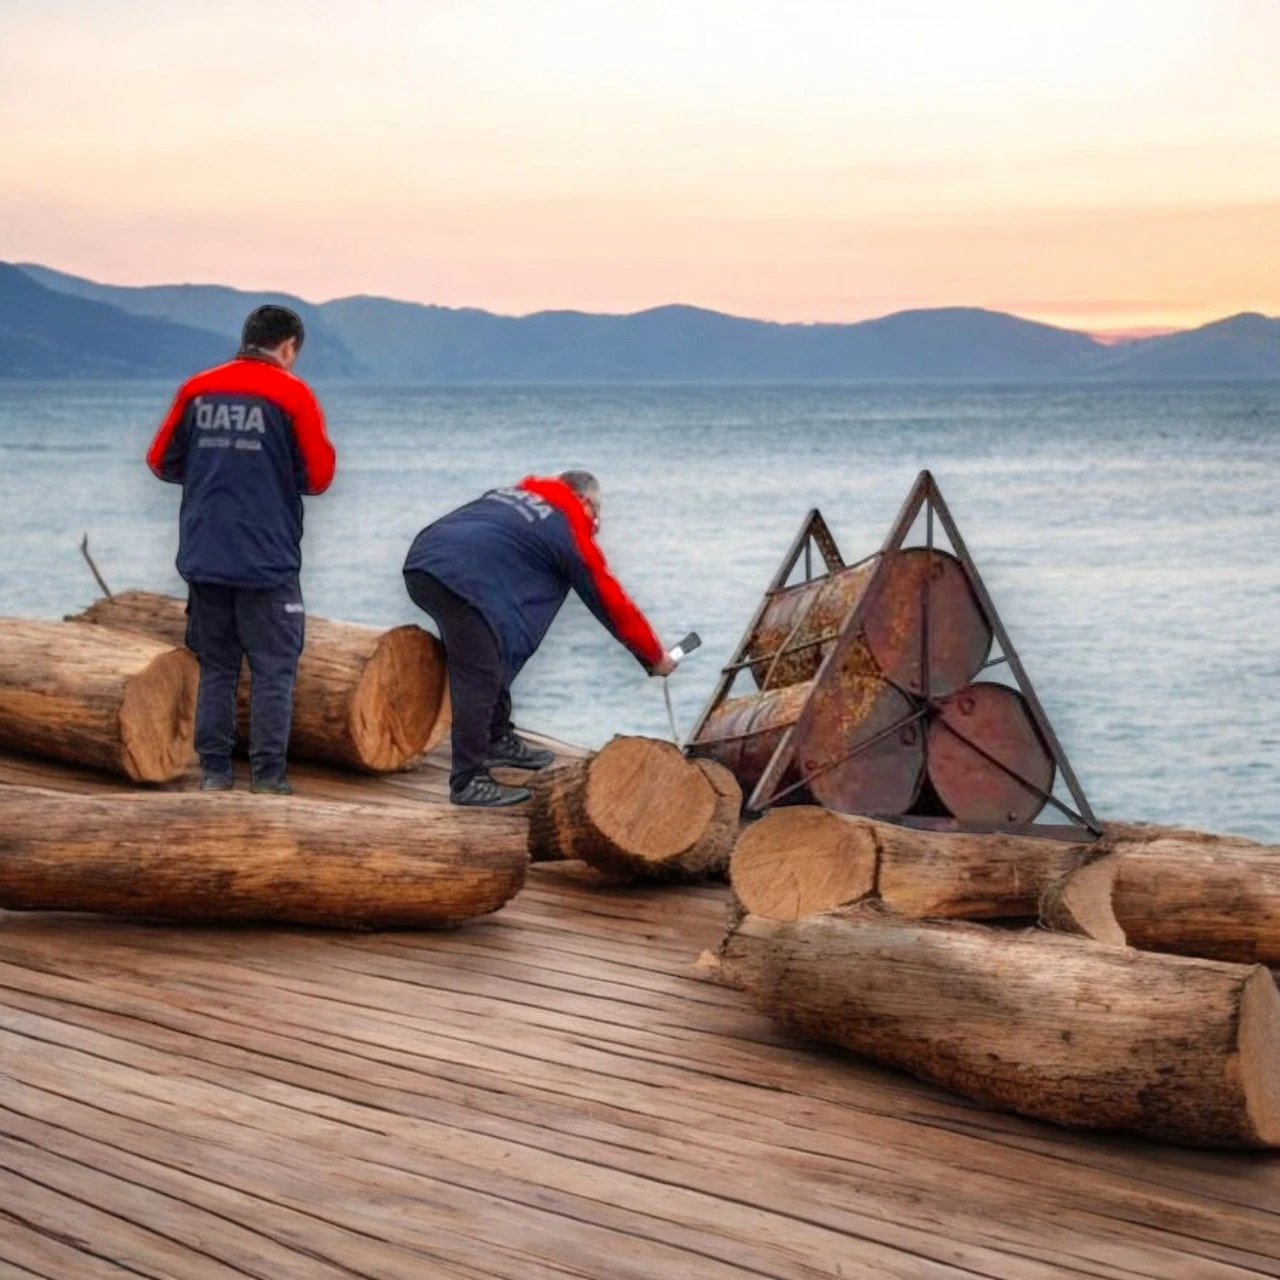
[727,805,1095,922]
[1039,825,1280,964]
[0,784,526,928]
[874,821,1095,920]
[524,736,742,881]
[0,620,197,782]
[720,907,1280,1147]
[70,591,448,773]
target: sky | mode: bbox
[2,0,1279,333]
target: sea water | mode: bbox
[1,380,1276,840]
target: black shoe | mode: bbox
[250,779,293,796]
[199,771,233,792]
[485,732,555,771]
[451,774,531,808]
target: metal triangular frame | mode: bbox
[686,471,1101,841]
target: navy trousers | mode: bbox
[404,570,513,792]
[185,581,305,784]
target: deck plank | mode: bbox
[3,748,1280,1276]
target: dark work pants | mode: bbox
[404,570,513,792]
[186,581,305,784]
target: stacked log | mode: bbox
[718,907,1280,1148]
[0,785,527,928]
[527,736,742,882]
[729,806,1093,922]
[70,590,448,772]
[1040,824,1280,965]
[0,619,197,782]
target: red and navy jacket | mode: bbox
[146,354,336,588]
[404,476,665,679]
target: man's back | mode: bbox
[405,476,663,679]
[406,484,579,675]
[147,354,335,587]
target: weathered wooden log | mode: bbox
[730,808,878,921]
[0,619,197,782]
[728,805,1095,922]
[1040,825,1280,964]
[720,907,1280,1147]
[0,785,526,928]
[1039,856,1127,946]
[874,820,1095,919]
[70,590,448,772]
[524,736,742,881]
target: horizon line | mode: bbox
[14,259,1280,343]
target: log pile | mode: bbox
[70,590,448,773]
[527,735,742,882]
[729,806,1093,922]
[0,619,197,782]
[1040,824,1280,965]
[719,907,1280,1148]
[718,803,1280,1147]
[0,784,527,928]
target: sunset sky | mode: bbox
[2,0,1278,333]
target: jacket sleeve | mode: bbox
[145,384,192,483]
[286,381,336,495]
[560,522,665,672]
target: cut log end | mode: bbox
[1241,967,1280,1146]
[1040,855,1128,947]
[348,625,450,770]
[730,806,877,921]
[585,736,717,864]
[118,647,199,782]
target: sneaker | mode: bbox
[485,732,555,771]
[451,773,531,808]
[250,779,293,796]
[199,771,233,792]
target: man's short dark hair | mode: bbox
[241,305,305,354]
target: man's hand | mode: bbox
[652,652,679,677]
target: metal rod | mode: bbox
[979,654,1010,671]
[79,534,113,599]
[925,481,1102,835]
[720,629,842,675]
[685,511,827,749]
[932,716,1089,829]
[761,706,929,809]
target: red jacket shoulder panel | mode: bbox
[517,476,664,668]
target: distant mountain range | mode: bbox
[4,261,1279,382]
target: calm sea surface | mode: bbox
[1,381,1277,840]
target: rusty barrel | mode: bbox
[693,680,813,797]
[694,643,924,814]
[926,682,1054,825]
[863,548,991,698]
[745,559,878,689]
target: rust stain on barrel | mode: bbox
[746,559,878,690]
[927,682,1054,825]
[863,548,991,698]
[695,680,814,791]
[795,644,924,816]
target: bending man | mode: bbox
[147,305,336,794]
[403,471,676,807]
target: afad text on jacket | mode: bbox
[146,353,336,587]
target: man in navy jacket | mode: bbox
[147,305,337,794]
[404,471,675,806]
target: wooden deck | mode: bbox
[2,744,1280,1278]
